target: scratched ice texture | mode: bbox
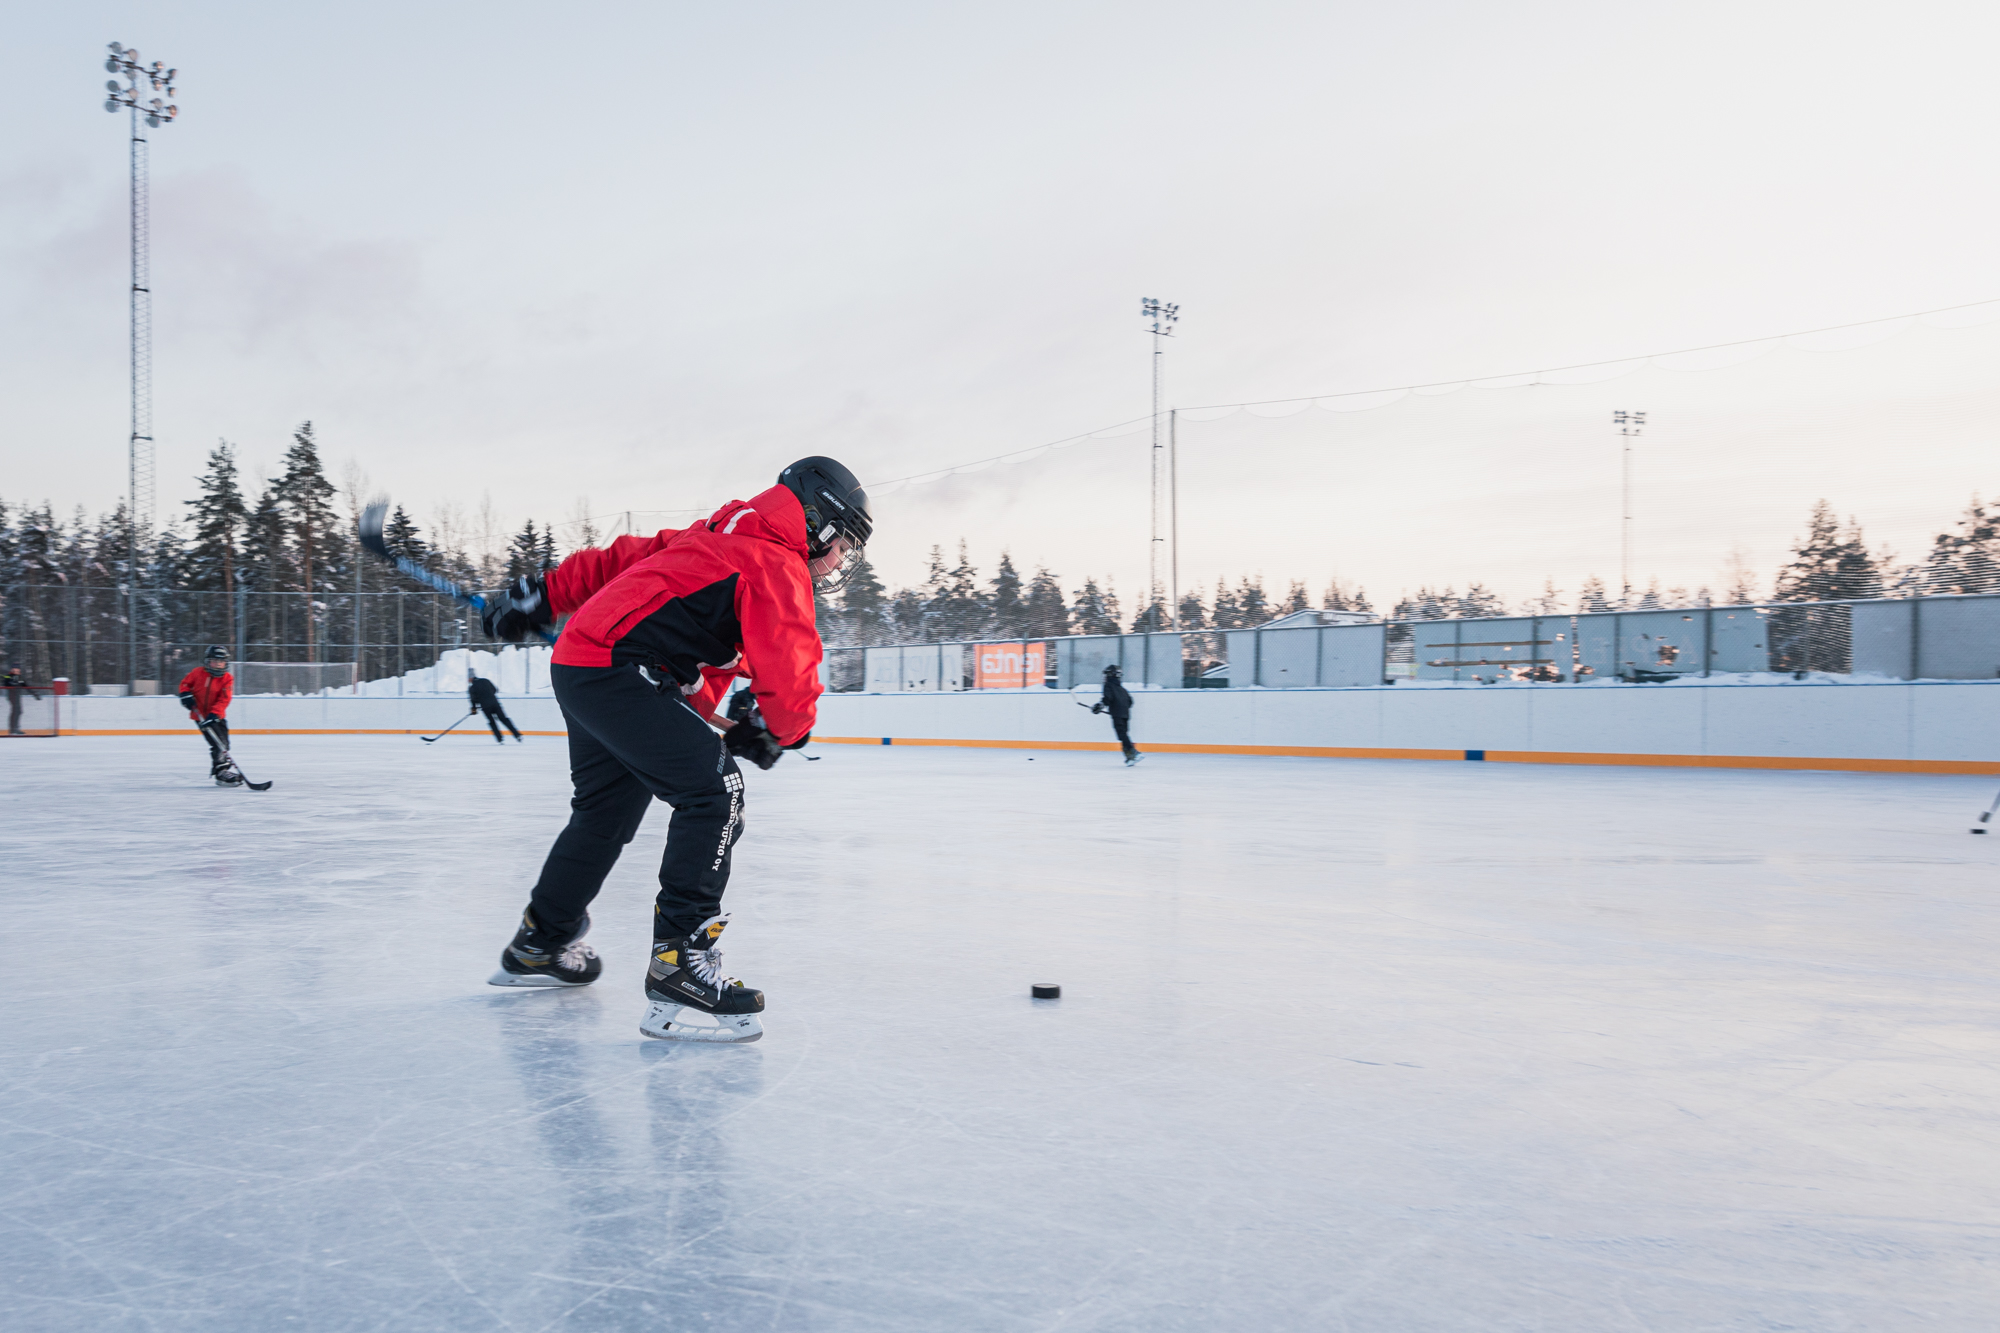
[4,733,1999,1331]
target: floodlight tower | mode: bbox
[1614,410,1646,604]
[102,42,179,688]
[1142,298,1178,629]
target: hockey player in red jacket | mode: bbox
[177,646,242,786]
[478,457,871,1043]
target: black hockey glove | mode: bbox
[722,690,784,770]
[178,690,198,712]
[724,719,784,770]
[479,575,553,643]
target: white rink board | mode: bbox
[60,678,2000,768]
[4,735,1999,1330]
[816,678,2000,763]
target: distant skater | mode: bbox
[177,646,242,785]
[3,665,40,736]
[469,671,522,743]
[1092,663,1142,766]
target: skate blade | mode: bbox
[486,969,589,988]
[639,1000,763,1043]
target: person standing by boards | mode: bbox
[468,670,522,743]
[1092,663,1143,766]
[475,456,872,1044]
[177,646,241,786]
[2,665,40,736]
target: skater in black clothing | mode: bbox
[1092,663,1142,765]
[3,665,40,736]
[468,671,522,743]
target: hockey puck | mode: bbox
[1973,828,1988,835]
[1031,983,1061,1000]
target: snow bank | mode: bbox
[344,645,554,697]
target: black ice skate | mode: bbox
[640,914,764,1043]
[488,908,603,988]
[211,756,245,787]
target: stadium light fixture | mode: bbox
[1614,410,1646,604]
[102,41,181,689]
[1142,299,1180,633]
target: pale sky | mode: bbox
[5,1,2000,608]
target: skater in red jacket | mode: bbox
[176,646,241,786]
[478,457,871,1043]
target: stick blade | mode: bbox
[357,500,391,560]
[245,780,274,791]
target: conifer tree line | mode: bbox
[0,423,568,686]
[7,426,2000,684]
[814,500,2000,644]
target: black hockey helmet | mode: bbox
[778,456,871,587]
[1103,663,1121,676]
[203,645,230,673]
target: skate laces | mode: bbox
[685,944,727,987]
[557,939,597,971]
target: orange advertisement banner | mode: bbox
[974,642,1046,688]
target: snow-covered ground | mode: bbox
[5,736,2000,1330]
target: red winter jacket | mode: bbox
[547,484,822,745]
[177,667,234,719]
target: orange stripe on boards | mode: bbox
[813,737,2000,774]
[1481,750,2000,775]
[62,728,570,737]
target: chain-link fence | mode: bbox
[0,585,479,694]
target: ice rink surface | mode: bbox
[5,733,2000,1331]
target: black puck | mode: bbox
[1031,983,1061,1000]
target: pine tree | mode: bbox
[383,505,428,561]
[506,520,544,580]
[1211,577,1241,630]
[183,442,247,601]
[1526,579,1564,616]
[1235,576,1270,626]
[1283,580,1311,615]
[839,552,889,645]
[891,587,927,642]
[1128,597,1164,633]
[1176,588,1207,631]
[1070,577,1120,636]
[1023,566,1067,639]
[1457,583,1506,619]
[240,484,289,655]
[1776,500,1882,601]
[989,552,1025,638]
[930,540,987,641]
[1393,587,1454,621]
[1577,575,1612,614]
[1920,498,2000,594]
[270,422,342,661]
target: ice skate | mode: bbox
[1124,751,1144,767]
[489,908,603,987]
[639,914,764,1043]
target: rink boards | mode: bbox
[50,678,2000,774]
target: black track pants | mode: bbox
[526,664,745,942]
[479,703,522,741]
[1110,713,1137,759]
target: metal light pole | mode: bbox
[103,42,179,689]
[1141,298,1178,631]
[1614,410,1645,605]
